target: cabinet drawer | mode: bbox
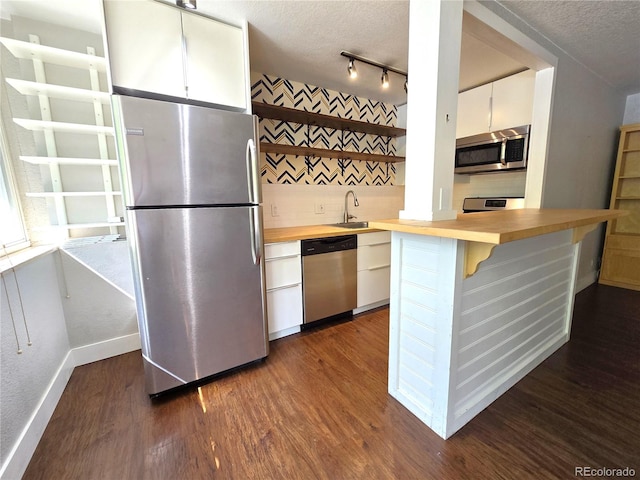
[265,241,300,259]
[357,242,391,271]
[358,231,391,246]
[267,284,303,333]
[265,256,301,290]
[357,267,391,308]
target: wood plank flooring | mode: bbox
[23,284,640,479]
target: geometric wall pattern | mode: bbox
[251,74,399,185]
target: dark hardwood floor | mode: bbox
[24,284,639,479]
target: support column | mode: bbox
[401,0,462,221]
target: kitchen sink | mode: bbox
[329,221,369,229]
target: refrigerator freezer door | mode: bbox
[113,95,260,207]
[128,205,268,394]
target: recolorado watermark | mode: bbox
[575,466,636,477]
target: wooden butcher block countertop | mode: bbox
[263,224,382,244]
[368,209,625,244]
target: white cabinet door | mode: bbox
[265,256,302,290]
[357,233,391,309]
[265,241,302,339]
[182,13,247,109]
[456,83,492,138]
[456,71,535,138]
[357,268,391,308]
[267,285,303,335]
[491,70,536,132]
[103,0,185,98]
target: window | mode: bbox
[0,124,29,254]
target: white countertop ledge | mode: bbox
[0,244,58,275]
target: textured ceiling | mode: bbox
[1,0,639,104]
[498,0,640,95]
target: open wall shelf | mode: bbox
[0,36,107,71]
[252,102,406,137]
[253,101,405,163]
[260,142,403,163]
[599,123,640,291]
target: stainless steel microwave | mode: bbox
[455,125,530,174]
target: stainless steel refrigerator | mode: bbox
[112,95,268,396]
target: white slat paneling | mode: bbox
[388,232,460,436]
[451,230,578,431]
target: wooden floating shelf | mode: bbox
[13,118,114,136]
[6,78,110,104]
[260,142,404,163]
[20,156,118,166]
[0,36,107,72]
[252,102,406,138]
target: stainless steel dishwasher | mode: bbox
[301,235,357,325]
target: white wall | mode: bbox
[0,253,73,479]
[262,184,404,229]
[58,249,136,349]
[540,56,624,288]
[481,1,627,290]
[623,92,640,125]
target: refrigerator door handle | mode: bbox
[246,138,259,204]
[249,207,262,265]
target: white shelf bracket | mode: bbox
[87,46,118,235]
[29,34,68,236]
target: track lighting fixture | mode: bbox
[340,51,407,93]
[348,58,358,79]
[177,0,197,9]
[381,69,389,89]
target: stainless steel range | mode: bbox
[462,197,525,213]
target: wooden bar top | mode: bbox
[369,209,625,244]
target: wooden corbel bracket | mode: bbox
[464,241,497,278]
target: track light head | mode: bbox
[347,58,358,79]
[340,51,407,94]
[381,69,389,89]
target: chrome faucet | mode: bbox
[343,190,359,223]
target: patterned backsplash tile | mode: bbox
[251,74,400,186]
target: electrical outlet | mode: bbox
[270,204,279,217]
[315,203,325,214]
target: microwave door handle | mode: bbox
[500,140,507,165]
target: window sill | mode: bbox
[0,244,58,274]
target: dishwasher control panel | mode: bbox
[301,235,357,256]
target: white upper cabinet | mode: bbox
[456,70,536,138]
[456,83,492,139]
[182,13,246,108]
[103,0,184,98]
[490,70,536,132]
[102,0,247,110]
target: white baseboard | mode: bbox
[353,299,389,315]
[576,269,599,293]
[72,332,141,366]
[0,334,142,479]
[0,352,74,480]
[269,325,300,341]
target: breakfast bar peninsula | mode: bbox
[369,208,624,439]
